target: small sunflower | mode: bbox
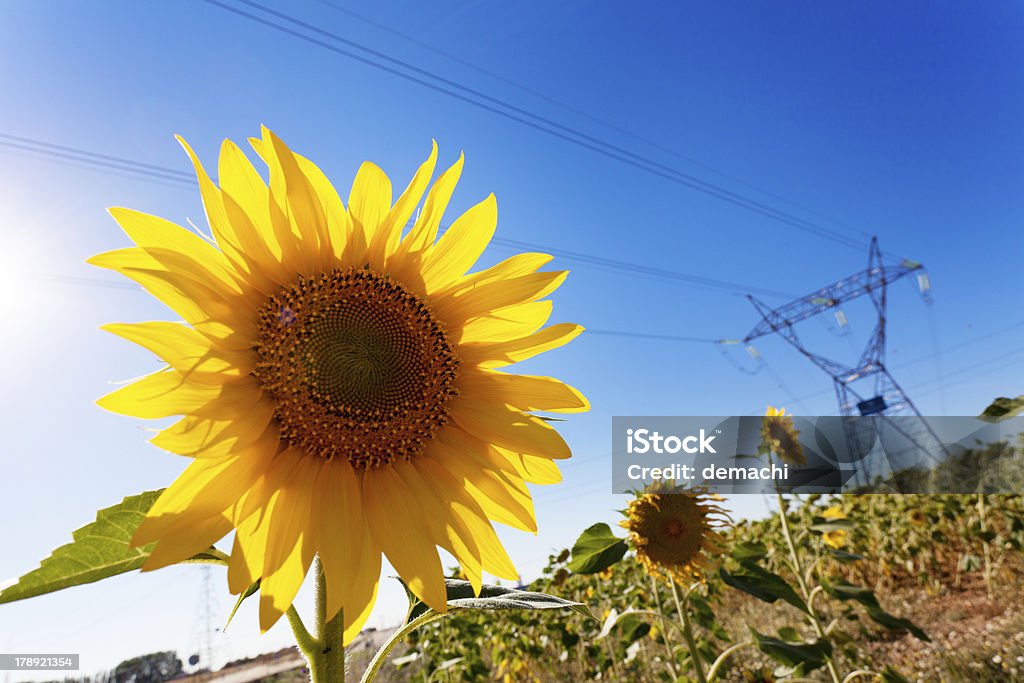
[908,509,927,527]
[821,505,846,521]
[822,529,848,549]
[91,127,587,638]
[761,406,806,466]
[620,486,730,584]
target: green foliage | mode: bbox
[719,563,806,612]
[749,628,832,673]
[567,522,628,574]
[112,651,182,683]
[404,578,596,624]
[225,579,260,629]
[979,395,1024,421]
[0,490,226,606]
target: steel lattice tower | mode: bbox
[739,237,945,488]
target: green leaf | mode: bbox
[979,395,1024,422]
[0,491,201,604]
[826,548,864,563]
[776,626,801,642]
[750,628,831,672]
[866,607,929,641]
[820,576,879,608]
[810,519,855,533]
[0,490,227,606]
[719,564,806,612]
[731,541,769,563]
[404,578,596,624]
[224,579,260,630]
[567,523,628,574]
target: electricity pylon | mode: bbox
[739,237,945,488]
[188,565,227,672]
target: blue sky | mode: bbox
[1,1,1022,678]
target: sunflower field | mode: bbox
[383,492,1024,683]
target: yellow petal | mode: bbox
[347,161,392,267]
[436,271,567,325]
[107,207,240,294]
[227,448,307,597]
[363,465,447,613]
[259,454,320,632]
[88,248,255,348]
[217,139,287,286]
[101,322,254,382]
[265,129,331,274]
[150,397,277,458]
[314,458,370,623]
[97,370,263,420]
[394,153,463,256]
[413,457,519,581]
[420,193,497,292]
[457,300,553,344]
[176,135,274,291]
[393,460,483,594]
[341,549,380,645]
[368,141,438,267]
[293,150,350,267]
[142,514,233,571]
[249,132,307,276]
[442,252,553,296]
[459,324,584,368]
[431,435,537,533]
[450,400,572,460]
[499,450,563,485]
[460,370,589,414]
[228,491,267,595]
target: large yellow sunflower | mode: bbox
[90,127,588,640]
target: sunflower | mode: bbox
[761,405,805,466]
[90,127,588,639]
[908,509,927,527]
[821,505,846,520]
[620,486,729,584]
[822,529,848,549]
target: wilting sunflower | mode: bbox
[761,405,805,466]
[90,127,588,639]
[620,486,729,584]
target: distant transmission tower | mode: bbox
[738,237,945,488]
[188,566,228,672]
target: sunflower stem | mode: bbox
[775,491,842,683]
[287,606,318,657]
[649,576,679,679]
[301,559,345,683]
[670,580,707,683]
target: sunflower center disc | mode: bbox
[253,268,459,468]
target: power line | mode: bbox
[3,133,791,298]
[587,329,719,344]
[200,0,868,251]
[314,0,867,243]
